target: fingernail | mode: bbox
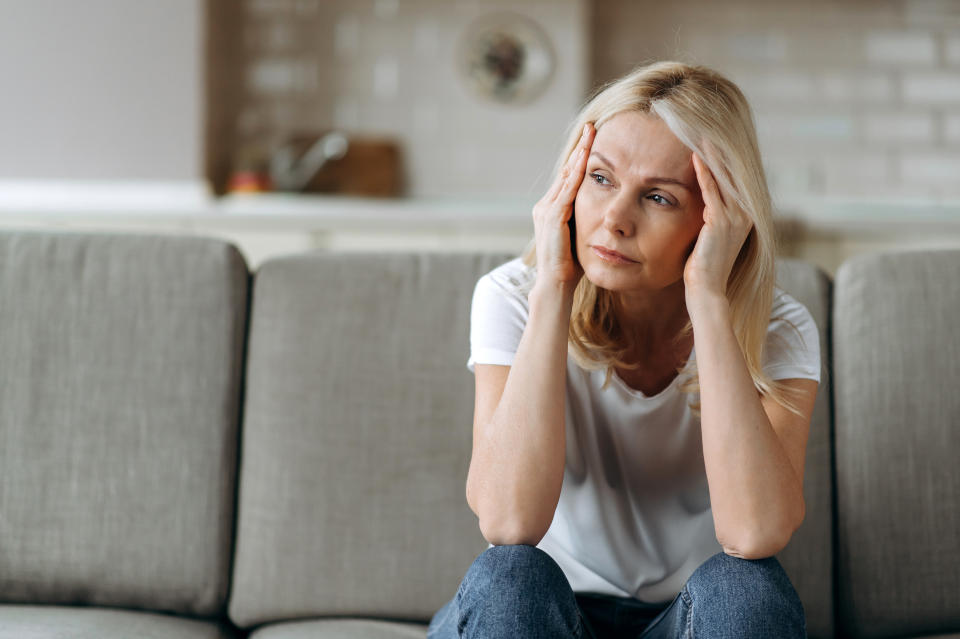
[582,123,589,136]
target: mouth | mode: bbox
[592,246,638,265]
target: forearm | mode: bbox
[689,292,804,557]
[469,280,575,545]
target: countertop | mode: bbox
[2,179,959,236]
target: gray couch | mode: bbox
[0,229,957,639]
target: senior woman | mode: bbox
[428,61,820,639]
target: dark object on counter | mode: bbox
[270,132,404,197]
[227,144,274,194]
[227,169,273,193]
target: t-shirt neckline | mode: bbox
[608,344,696,400]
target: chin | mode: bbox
[584,260,682,294]
[583,262,642,291]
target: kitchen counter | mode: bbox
[2,179,958,231]
[2,180,959,273]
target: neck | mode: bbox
[613,279,690,353]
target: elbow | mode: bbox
[720,530,792,560]
[721,538,787,561]
[719,502,805,560]
[469,480,557,547]
[478,513,549,547]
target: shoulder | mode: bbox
[768,287,818,337]
[467,258,536,371]
[478,257,536,297]
[763,287,821,382]
[473,257,537,310]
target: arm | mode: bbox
[466,280,575,546]
[466,123,597,546]
[688,291,817,559]
[684,148,818,558]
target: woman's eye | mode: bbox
[590,173,610,186]
[648,193,673,207]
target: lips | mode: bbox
[593,246,637,263]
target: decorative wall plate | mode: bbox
[456,12,555,105]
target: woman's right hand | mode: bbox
[532,121,595,292]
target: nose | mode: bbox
[601,192,636,237]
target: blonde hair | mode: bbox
[521,60,804,415]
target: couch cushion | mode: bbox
[0,231,249,616]
[250,618,426,638]
[229,252,511,628]
[834,249,960,638]
[772,258,835,639]
[0,605,237,638]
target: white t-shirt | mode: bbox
[467,257,821,604]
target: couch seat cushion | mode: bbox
[250,618,426,638]
[0,604,236,638]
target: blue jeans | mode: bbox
[427,545,806,638]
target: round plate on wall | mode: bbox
[456,13,556,105]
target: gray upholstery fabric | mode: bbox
[229,252,512,628]
[773,258,835,639]
[834,249,960,638]
[0,605,237,638]
[250,618,426,638]
[0,231,249,617]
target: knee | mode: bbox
[455,545,580,637]
[684,552,805,635]
[458,544,569,601]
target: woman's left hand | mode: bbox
[683,148,754,302]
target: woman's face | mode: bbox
[574,111,706,294]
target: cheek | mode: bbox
[573,187,595,233]
[652,216,702,263]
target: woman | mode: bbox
[428,61,819,638]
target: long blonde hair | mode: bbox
[522,60,803,415]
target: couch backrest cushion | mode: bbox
[834,249,960,638]
[229,252,510,627]
[0,231,249,617]
[772,258,835,639]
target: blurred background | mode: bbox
[1,0,958,272]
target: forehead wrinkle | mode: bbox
[589,150,694,193]
[591,111,698,192]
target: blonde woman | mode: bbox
[428,61,819,638]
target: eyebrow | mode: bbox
[589,151,693,192]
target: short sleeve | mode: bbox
[466,269,531,373]
[762,290,822,383]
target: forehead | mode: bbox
[592,111,692,178]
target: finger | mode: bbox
[697,142,729,208]
[559,142,591,201]
[546,123,595,203]
[692,151,726,212]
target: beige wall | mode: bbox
[0,0,203,180]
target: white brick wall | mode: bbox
[863,114,936,142]
[945,115,960,142]
[226,0,959,203]
[900,153,960,183]
[865,32,937,65]
[947,36,960,64]
[231,0,587,198]
[593,0,960,205]
[818,73,896,103]
[903,73,960,103]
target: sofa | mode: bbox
[0,228,957,639]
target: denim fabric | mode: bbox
[427,545,806,638]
